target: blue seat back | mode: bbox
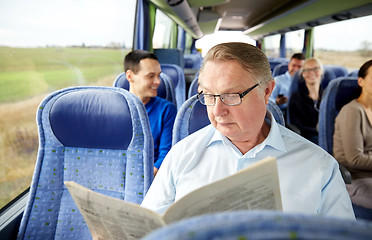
[184,53,203,69]
[143,210,372,240]
[268,57,289,73]
[318,77,360,154]
[325,65,348,78]
[172,95,285,145]
[17,86,154,240]
[272,63,288,77]
[188,72,199,99]
[161,63,186,109]
[113,72,176,106]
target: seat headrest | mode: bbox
[49,89,133,149]
[189,100,210,134]
[114,73,167,99]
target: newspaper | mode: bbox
[65,156,281,240]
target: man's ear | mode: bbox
[126,70,134,83]
[264,80,275,105]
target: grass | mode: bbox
[0,47,127,209]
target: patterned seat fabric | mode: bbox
[143,210,372,240]
[17,86,153,239]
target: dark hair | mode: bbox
[358,59,372,79]
[291,53,306,61]
[124,50,158,73]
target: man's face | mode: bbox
[288,58,304,76]
[199,60,273,144]
[127,58,161,103]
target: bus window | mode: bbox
[263,34,281,58]
[314,15,372,70]
[153,9,173,49]
[0,0,135,210]
[286,30,305,57]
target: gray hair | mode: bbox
[199,42,272,88]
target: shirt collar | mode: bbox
[207,111,287,155]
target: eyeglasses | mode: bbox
[302,67,320,73]
[197,84,259,106]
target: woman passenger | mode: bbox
[288,58,323,144]
[333,59,372,220]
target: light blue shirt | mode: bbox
[270,71,292,109]
[141,112,355,220]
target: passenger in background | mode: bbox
[124,50,177,176]
[141,43,354,219]
[288,58,323,144]
[269,53,305,116]
[333,59,372,220]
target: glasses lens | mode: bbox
[198,94,215,106]
[221,93,240,105]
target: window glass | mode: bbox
[153,9,173,49]
[285,30,304,57]
[314,15,372,70]
[0,0,135,209]
[263,34,281,58]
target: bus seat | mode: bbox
[325,65,349,78]
[188,73,199,99]
[143,210,372,240]
[113,72,176,106]
[172,95,209,146]
[17,86,154,240]
[154,48,184,68]
[184,53,203,69]
[349,69,359,77]
[286,69,337,125]
[268,57,289,73]
[272,63,288,77]
[161,63,186,110]
[318,77,360,155]
[172,96,285,146]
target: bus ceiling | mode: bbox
[149,0,372,40]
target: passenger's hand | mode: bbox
[276,95,288,105]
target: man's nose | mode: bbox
[212,96,227,116]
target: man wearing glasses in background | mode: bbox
[141,42,354,219]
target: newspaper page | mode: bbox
[65,181,165,240]
[162,156,282,224]
[65,156,281,239]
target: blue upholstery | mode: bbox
[272,63,288,77]
[184,53,203,69]
[143,210,372,240]
[267,99,285,126]
[318,77,360,154]
[268,57,289,73]
[187,72,199,99]
[325,65,349,78]
[154,48,185,68]
[17,86,154,240]
[161,64,186,109]
[172,95,285,145]
[349,69,359,77]
[113,72,176,106]
[172,95,209,146]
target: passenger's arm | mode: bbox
[153,103,177,169]
[337,107,372,170]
